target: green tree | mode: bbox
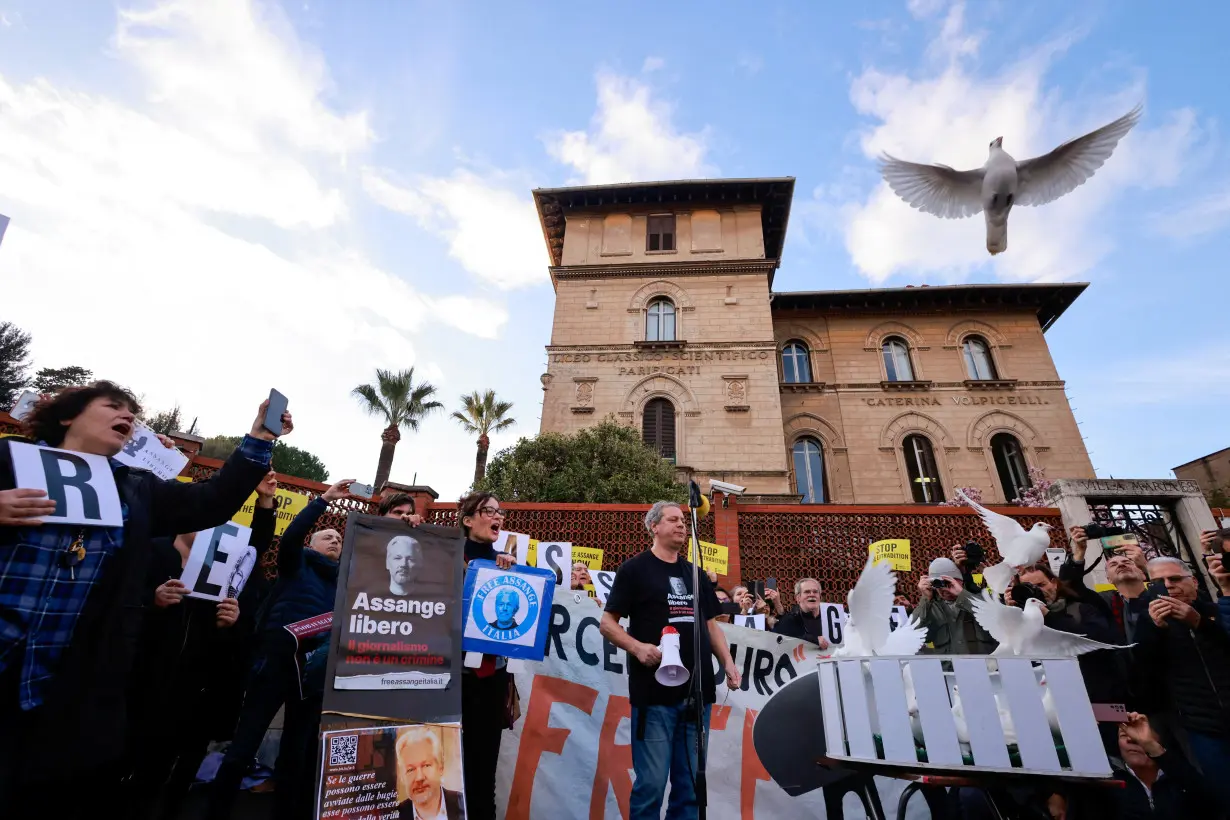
[451,390,516,487]
[200,435,330,483]
[0,321,32,409]
[32,365,93,394]
[146,405,183,435]
[352,367,443,490]
[475,416,687,504]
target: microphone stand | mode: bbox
[687,481,708,820]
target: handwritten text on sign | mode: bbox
[8,442,123,527]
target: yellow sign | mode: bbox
[1094,583,1117,593]
[527,538,539,566]
[869,539,911,572]
[230,488,310,536]
[572,546,604,569]
[687,540,730,575]
[972,573,983,586]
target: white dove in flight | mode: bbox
[834,555,928,657]
[879,106,1141,255]
[958,489,1052,596]
[971,591,1127,656]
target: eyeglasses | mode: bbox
[1153,575,1189,585]
[478,506,504,519]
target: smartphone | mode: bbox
[720,600,742,616]
[349,482,375,499]
[766,577,777,591]
[262,389,288,436]
[752,580,765,600]
[1145,579,1168,600]
[1101,533,1140,557]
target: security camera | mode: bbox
[709,480,747,496]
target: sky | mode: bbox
[1,0,1228,497]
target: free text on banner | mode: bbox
[494,596,919,819]
[229,487,310,536]
[686,539,730,575]
[868,538,911,572]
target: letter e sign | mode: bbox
[180,522,254,601]
[7,442,123,527]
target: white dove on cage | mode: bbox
[958,489,1052,596]
[879,106,1141,255]
[971,591,1129,656]
[833,555,928,657]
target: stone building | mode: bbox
[533,177,1096,504]
[1173,446,1230,505]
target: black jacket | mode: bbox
[0,437,267,774]
[261,496,338,633]
[773,607,826,645]
[398,789,466,820]
[1134,598,1230,737]
[1110,749,1220,819]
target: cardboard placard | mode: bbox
[734,613,766,630]
[494,531,531,566]
[7,441,123,527]
[113,419,189,479]
[591,570,616,605]
[230,487,310,536]
[817,602,848,646]
[572,545,604,570]
[869,538,911,572]
[179,522,255,601]
[1045,547,1067,575]
[462,560,557,661]
[535,541,572,586]
[687,539,730,575]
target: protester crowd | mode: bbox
[1,380,1229,819]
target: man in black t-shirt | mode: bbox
[600,501,741,820]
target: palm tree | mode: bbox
[452,390,516,485]
[352,368,443,491]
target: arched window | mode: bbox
[903,434,944,502]
[646,298,676,342]
[792,437,827,503]
[991,432,1032,502]
[882,336,914,382]
[962,336,998,380]
[642,398,676,461]
[781,341,812,384]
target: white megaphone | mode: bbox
[655,626,690,687]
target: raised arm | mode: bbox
[277,495,328,577]
[249,472,278,560]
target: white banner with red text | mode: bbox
[494,596,921,819]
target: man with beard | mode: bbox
[772,578,831,648]
[487,588,520,632]
[397,727,464,820]
[387,535,421,596]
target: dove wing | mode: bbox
[880,616,929,656]
[970,591,1024,650]
[848,556,896,654]
[878,155,985,219]
[1015,106,1142,207]
[1027,627,1126,657]
[959,490,1031,564]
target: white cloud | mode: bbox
[1153,186,1230,240]
[737,54,764,75]
[836,3,1201,284]
[545,71,715,184]
[362,167,547,289]
[0,0,510,497]
[641,56,665,73]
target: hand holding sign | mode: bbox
[0,488,58,526]
[216,597,240,628]
[154,579,189,608]
[6,442,123,527]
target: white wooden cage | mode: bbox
[816,655,1111,779]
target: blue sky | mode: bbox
[1,0,1227,496]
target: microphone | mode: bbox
[654,626,690,686]
[688,480,711,518]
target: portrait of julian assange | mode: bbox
[386,534,422,596]
[396,724,466,820]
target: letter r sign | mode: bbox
[7,442,123,527]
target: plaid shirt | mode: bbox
[0,435,273,709]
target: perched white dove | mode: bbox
[971,591,1128,657]
[834,555,928,657]
[879,106,1141,255]
[958,489,1052,596]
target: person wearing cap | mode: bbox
[913,556,998,655]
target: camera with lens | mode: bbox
[1082,522,1127,540]
[1011,581,1047,608]
[961,541,985,569]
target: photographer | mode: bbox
[1135,557,1230,801]
[950,542,987,592]
[1109,712,1220,820]
[1063,525,1149,643]
[914,557,997,655]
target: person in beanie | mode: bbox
[913,556,997,655]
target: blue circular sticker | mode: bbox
[473,573,540,643]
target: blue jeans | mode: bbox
[630,702,711,820]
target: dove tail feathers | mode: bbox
[983,561,1015,596]
[986,214,1007,255]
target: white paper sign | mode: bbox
[817,602,848,646]
[734,613,766,630]
[179,522,254,601]
[9,390,38,421]
[1045,547,1067,576]
[536,541,572,586]
[7,441,123,527]
[888,605,910,631]
[591,570,616,605]
[494,530,531,565]
[113,419,189,480]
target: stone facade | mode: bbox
[1173,445,1230,503]
[533,178,1096,504]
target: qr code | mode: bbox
[329,734,359,767]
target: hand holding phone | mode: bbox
[766,577,777,591]
[262,389,289,437]
[349,482,375,499]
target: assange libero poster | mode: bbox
[322,515,464,724]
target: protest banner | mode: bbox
[869,538,911,571]
[7,441,123,527]
[536,541,572,585]
[317,723,465,819]
[113,418,189,479]
[179,522,256,601]
[463,561,557,661]
[495,596,917,819]
[229,486,310,535]
[687,539,730,575]
[572,545,604,570]
[325,518,461,710]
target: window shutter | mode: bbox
[660,401,676,459]
[643,401,659,451]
